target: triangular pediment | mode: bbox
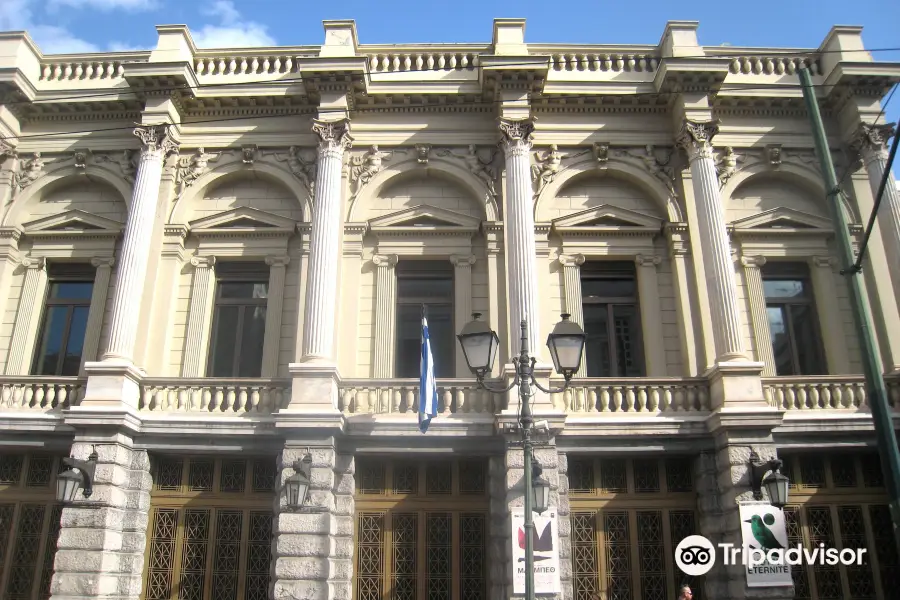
[188,207,298,231]
[731,208,832,231]
[551,205,663,229]
[22,210,123,234]
[368,205,482,229]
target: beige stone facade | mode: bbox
[0,16,899,600]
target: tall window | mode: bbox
[207,262,269,378]
[395,260,454,378]
[32,263,95,376]
[762,263,826,376]
[581,262,644,377]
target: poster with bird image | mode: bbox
[738,502,793,587]
[510,507,561,594]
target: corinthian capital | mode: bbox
[133,125,179,157]
[850,122,896,163]
[675,119,720,160]
[312,118,353,153]
[498,118,535,154]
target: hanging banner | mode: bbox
[510,507,561,594]
[738,502,793,587]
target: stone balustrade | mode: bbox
[365,50,484,73]
[193,51,317,77]
[545,52,659,73]
[763,376,900,411]
[552,378,711,414]
[0,377,85,410]
[38,54,149,82]
[139,379,290,414]
[339,379,499,415]
[715,53,822,76]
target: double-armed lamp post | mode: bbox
[457,312,586,600]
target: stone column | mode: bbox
[5,256,47,375]
[851,122,900,313]
[372,254,398,378]
[80,257,115,374]
[301,119,352,363]
[810,256,852,374]
[102,125,178,365]
[451,254,476,376]
[272,441,354,600]
[558,254,586,377]
[181,256,216,377]
[262,255,290,377]
[665,224,700,376]
[635,254,668,376]
[499,118,541,357]
[50,435,152,600]
[739,255,776,377]
[676,120,747,363]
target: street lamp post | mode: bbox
[458,312,586,600]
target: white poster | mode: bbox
[738,502,793,588]
[510,507,561,594]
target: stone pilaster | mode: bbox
[301,119,352,363]
[850,122,900,315]
[665,224,700,376]
[262,255,290,377]
[181,256,216,377]
[273,441,354,600]
[676,120,747,363]
[80,257,115,374]
[558,254,586,377]
[739,255,776,377]
[451,254,476,376]
[810,256,852,374]
[5,256,47,375]
[50,436,151,600]
[499,118,541,358]
[102,125,178,365]
[635,254,668,376]
[372,254,398,378]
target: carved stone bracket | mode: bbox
[675,119,720,161]
[73,150,90,170]
[415,144,431,165]
[0,139,15,161]
[593,142,609,166]
[767,144,782,167]
[241,145,258,165]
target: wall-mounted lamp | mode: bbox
[56,447,98,504]
[284,451,312,509]
[531,464,551,515]
[749,450,790,509]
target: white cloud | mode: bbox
[192,0,276,48]
[48,0,158,10]
[108,41,148,52]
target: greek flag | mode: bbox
[419,308,438,433]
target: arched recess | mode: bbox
[722,162,860,225]
[347,158,499,222]
[169,161,310,224]
[3,166,131,227]
[535,158,682,222]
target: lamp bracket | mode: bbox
[291,449,313,474]
[63,445,99,498]
[749,452,783,501]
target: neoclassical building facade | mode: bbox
[0,17,899,600]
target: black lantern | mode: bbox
[532,467,551,515]
[762,469,790,509]
[546,314,586,378]
[55,448,98,504]
[457,313,500,379]
[749,452,790,509]
[285,453,312,509]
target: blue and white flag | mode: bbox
[419,311,438,433]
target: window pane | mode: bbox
[209,306,240,377]
[61,306,90,375]
[582,277,635,300]
[237,306,267,377]
[767,306,795,376]
[612,305,643,377]
[790,304,825,375]
[35,306,69,375]
[395,304,454,378]
[48,281,93,300]
[397,277,453,300]
[219,282,268,300]
[763,279,806,299]
[583,304,611,377]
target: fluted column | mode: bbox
[102,125,178,364]
[372,254,398,378]
[79,257,115,374]
[558,254,586,376]
[5,257,47,375]
[676,120,747,362]
[740,255,775,377]
[635,254,668,376]
[301,119,352,363]
[181,256,216,377]
[261,255,289,377]
[451,254,476,376]
[499,118,541,357]
[810,256,851,374]
[851,122,900,312]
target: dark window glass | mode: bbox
[32,265,95,376]
[581,262,644,377]
[762,263,826,376]
[395,261,454,378]
[207,263,269,378]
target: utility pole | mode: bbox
[799,66,900,556]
